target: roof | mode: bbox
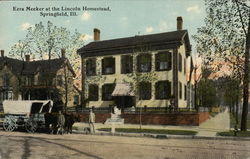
[78,30,191,57]
[0,57,24,75]
[0,57,76,77]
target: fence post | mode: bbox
[139,107,142,130]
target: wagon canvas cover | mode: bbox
[3,100,52,115]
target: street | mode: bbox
[0,131,249,159]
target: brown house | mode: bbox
[0,50,80,111]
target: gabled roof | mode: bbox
[0,57,76,77]
[0,57,24,75]
[78,30,191,57]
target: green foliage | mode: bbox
[9,21,84,80]
[193,0,249,79]
[222,77,241,106]
[196,67,218,107]
[217,131,250,137]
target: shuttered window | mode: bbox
[102,84,115,101]
[139,82,151,100]
[155,52,171,71]
[86,58,96,76]
[178,54,182,72]
[89,84,99,101]
[102,57,115,75]
[121,55,133,74]
[155,81,171,99]
[137,54,151,72]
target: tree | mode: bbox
[193,0,250,131]
[222,76,241,123]
[9,21,85,111]
[196,66,218,107]
[9,21,84,83]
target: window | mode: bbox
[89,84,99,101]
[102,84,115,101]
[25,76,33,86]
[3,73,10,87]
[73,95,80,105]
[184,85,187,100]
[155,81,171,99]
[121,55,133,74]
[139,82,151,100]
[137,54,151,72]
[155,52,171,71]
[86,58,96,76]
[57,75,63,87]
[179,82,182,99]
[178,54,182,72]
[102,57,115,75]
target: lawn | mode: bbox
[97,128,197,135]
[217,131,250,137]
[230,113,250,129]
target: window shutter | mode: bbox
[155,54,160,71]
[167,53,172,70]
[167,81,171,98]
[149,54,152,72]
[101,59,105,74]
[137,55,141,72]
[112,58,115,74]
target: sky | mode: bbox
[0,0,206,56]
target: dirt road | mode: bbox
[0,131,249,159]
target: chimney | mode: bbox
[94,28,100,41]
[1,50,4,57]
[177,16,183,30]
[25,54,30,62]
[61,49,66,58]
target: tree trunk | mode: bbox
[64,66,68,113]
[194,67,198,111]
[236,95,239,125]
[240,16,250,131]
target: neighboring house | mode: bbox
[0,50,80,111]
[78,17,191,109]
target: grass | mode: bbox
[217,113,250,137]
[72,126,78,130]
[217,131,250,137]
[229,113,250,129]
[97,128,197,135]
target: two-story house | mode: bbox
[78,17,191,109]
[0,49,80,111]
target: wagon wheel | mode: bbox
[3,116,17,132]
[25,119,38,133]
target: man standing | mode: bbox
[89,108,95,134]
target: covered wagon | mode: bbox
[2,100,53,133]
